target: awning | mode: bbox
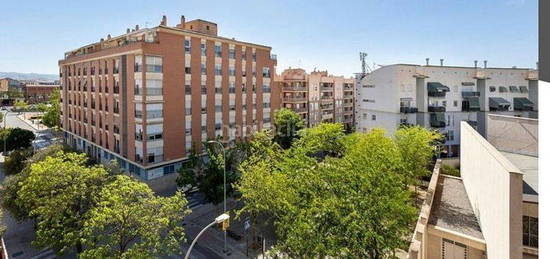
[427,82,450,93]
[514,97,534,111]
[489,97,511,109]
[466,97,480,110]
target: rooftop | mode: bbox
[428,175,484,240]
[501,151,538,203]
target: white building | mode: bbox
[356,62,538,157]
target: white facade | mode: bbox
[356,64,538,157]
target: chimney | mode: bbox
[426,58,430,66]
[160,15,167,26]
[440,59,444,66]
[126,28,130,33]
[474,60,478,68]
[135,24,139,31]
[107,34,111,40]
[178,15,186,28]
[484,60,487,69]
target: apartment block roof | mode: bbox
[429,175,484,240]
[501,151,538,203]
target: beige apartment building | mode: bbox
[409,115,538,259]
[275,68,355,129]
[59,15,278,180]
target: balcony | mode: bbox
[343,102,353,107]
[461,91,480,97]
[282,86,307,92]
[283,96,307,102]
[320,86,333,92]
[293,107,308,113]
[322,113,333,120]
[428,105,446,112]
[321,105,334,110]
[427,82,450,97]
[430,113,446,128]
[400,106,418,113]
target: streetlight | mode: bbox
[184,213,230,259]
[206,140,228,254]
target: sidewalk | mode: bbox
[16,113,47,131]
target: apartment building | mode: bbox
[24,83,60,104]
[59,15,278,180]
[356,62,538,157]
[275,68,355,129]
[409,115,538,259]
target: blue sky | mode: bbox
[0,0,537,77]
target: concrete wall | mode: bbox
[460,122,523,259]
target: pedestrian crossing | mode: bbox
[187,198,203,210]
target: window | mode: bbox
[489,86,496,92]
[201,84,207,94]
[215,64,222,75]
[453,100,458,107]
[145,56,162,72]
[185,85,191,95]
[262,67,271,78]
[372,115,376,120]
[185,66,191,74]
[229,48,235,59]
[184,40,191,54]
[519,86,529,93]
[201,63,207,75]
[215,45,222,57]
[263,84,270,93]
[523,216,538,247]
[229,66,236,76]
[135,55,142,72]
[442,101,447,107]
[499,86,508,93]
[509,86,520,93]
[201,43,206,56]
[215,87,222,94]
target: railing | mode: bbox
[400,106,418,113]
[462,91,480,97]
[428,106,446,112]
[293,107,308,113]
[320,86,333,91]
[321,95,333,100]
[283,96,307,102]
[343,102,353,107]
[282,86,307,91]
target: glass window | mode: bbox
[184,40,191,54]
[262,67,271,78]
[201,63,207,75]
[229,48,235,59]
[489,86,496,92]
[134,55,142,72]
[201,43,206,56]
[215,64,222,75]
[523,216,538,248]
[215,45,222,57]
[145,56,162,72]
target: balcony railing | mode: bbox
[320,86,333,92]
[282,86,307,91]
[462,91,480,97]
[283,96,307,102]
[400,107,418,113]
[428,106,446,112]
[293,107,308,113]
[343,102,353,107]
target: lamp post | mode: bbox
[206,140,228,254]
[184,213,230,259]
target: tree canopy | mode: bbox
[80,175,190,259]
[0,127,35,152]
[237,124,439,258]
[17,152,109,253]
[273,108,305,149]
[42,91,61,128]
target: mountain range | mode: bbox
[0,72,58,82]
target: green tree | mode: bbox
[1,144,75,223]
[176,149,203,191]
[273,108,304,149]
[237,126,418,258]
[0,127,35,152]
[4,148,33,175]
[17,152,109,253]
[395,126,442,185]
[42,91,61,128]
[14,100,28,112]
[36,103,49,112]
[0,208,5,236]
[294,123,346,159]
[80,175,190,259]
[0,112,4,124]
